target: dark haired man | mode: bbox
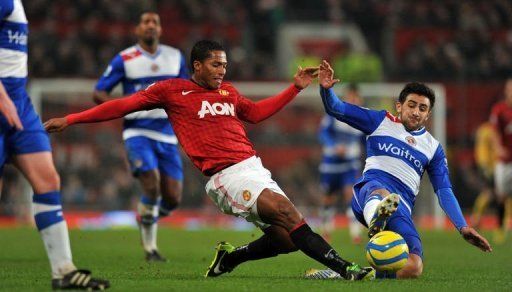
[307,60,491,279]
[44,40,374,281]
[93,11,189,262]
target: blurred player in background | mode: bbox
[489,78,512,243]
[470,121,498,229]
[318,83,363,244]
[308,60,491,279]
[93,11,189,262]
[45,40,374,281]
[0,0,109,289]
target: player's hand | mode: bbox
[293,66,319,90]
[0,96,23,130]
[460,226,492,252]
[319,60,340,89]
[43,117,69,133]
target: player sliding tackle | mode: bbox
[45,40,374,281]
[306,60,492,279]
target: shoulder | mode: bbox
[221,82,240,95]
[160,44,181,53]
[119,46,141,62]
[156,78,193,90]
[160,45,183,57]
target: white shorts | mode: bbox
[205,156,287,228]
[495,162,512,197]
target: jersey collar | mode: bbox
[136,44,161,59]
[408,126,426,136]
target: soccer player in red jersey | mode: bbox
[45,40,374,280]
[489,78,512,243]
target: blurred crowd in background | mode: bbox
[2,0,512,216]
[25,0,512,81]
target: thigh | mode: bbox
[386,214,423,258]
[204,160,287,228]
[155,142,183,181]
[124,136,158,176]
[351,180,390,225]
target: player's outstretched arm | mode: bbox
[0,82,23,130]
[460,226,492,252]
[238,66,318,123]
[44,93,150,133]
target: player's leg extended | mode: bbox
[257,189,373,280]
[205,224,298,277]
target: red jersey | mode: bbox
[67,79,301,175]
[490,101,512,162]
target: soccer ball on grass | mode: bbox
[365,231,409,272]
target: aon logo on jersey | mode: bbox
[198,101,235,118]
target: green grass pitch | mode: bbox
[0,227,510,291]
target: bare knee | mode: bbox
[34,170,60,193]
[257,189,303,230]
[161,177,182,207]
[397,254,423,279]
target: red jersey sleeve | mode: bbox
[236,84,301,124]
[66,81,166,125]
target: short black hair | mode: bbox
[398,82,436,109]
[135,10,159,25]
[190,40,225,72]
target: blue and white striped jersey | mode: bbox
[0,0,28,99]
[318,114,363,174]
[320,87,452,213]
[95,44,189,144]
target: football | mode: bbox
[366,231,409,272]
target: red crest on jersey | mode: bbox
[218,89,229,96]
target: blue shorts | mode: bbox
[124,136,183,180]
[0,96,52,175]
[320,169,358,194]
[351,180,423,258]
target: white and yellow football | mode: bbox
[366,231,409,272]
